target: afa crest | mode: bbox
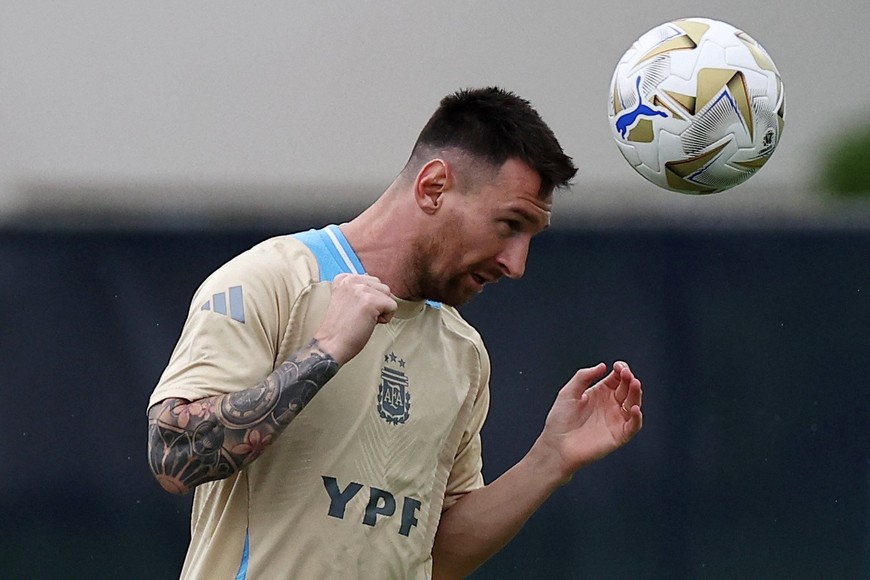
[378,352,410,425]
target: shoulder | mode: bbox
[435,304,484,345]
[221,235,319,280]
[201,235,321,294]
[433,304,491,381]
[184,235,323,325]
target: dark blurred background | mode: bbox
[2,221,867,579]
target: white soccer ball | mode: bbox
[607,17,786,194]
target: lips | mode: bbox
[471,273,498,289]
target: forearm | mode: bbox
[432,441,570,580]
[147,339,339,494]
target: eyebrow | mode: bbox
[508,206,551,230]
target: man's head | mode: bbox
[402,87,577,198]
[394,88,577,307]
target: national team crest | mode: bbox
[378,352,411,425]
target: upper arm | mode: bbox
[148,238,315,408]
[442,344,491,511]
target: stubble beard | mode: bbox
[407,230,477,307]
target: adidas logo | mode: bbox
[200,285,246,324]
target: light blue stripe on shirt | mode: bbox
[235,531,249,580]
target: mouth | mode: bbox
[470,273,496,290]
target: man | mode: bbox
[147,87,644,579]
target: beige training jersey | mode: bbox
[149,225,491,579]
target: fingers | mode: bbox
[567,362,608,396]
[623,383,643,437]
[599,359,642,413]
[333,273,397,320]
[613,362,642,429]
[621,375,642,414]
[333,272,392,298]
[612,360,632,401]
[314,274,398,364]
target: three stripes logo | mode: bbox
[200,285,246,324]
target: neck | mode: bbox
[340,185,418,300]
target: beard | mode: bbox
[406,228,480,307]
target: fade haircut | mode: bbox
[404,87,577,197]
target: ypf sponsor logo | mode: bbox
[322,476,422,537]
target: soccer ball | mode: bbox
[607,17,785,194]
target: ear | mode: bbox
[414,159,453,215]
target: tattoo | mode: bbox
[147,340,339,494]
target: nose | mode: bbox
[496,237,530,279]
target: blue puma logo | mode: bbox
[615,76,668,138]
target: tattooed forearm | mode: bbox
[147,339,340,494]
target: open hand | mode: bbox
[534,361,643,481]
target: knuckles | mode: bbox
[328,274,397,321]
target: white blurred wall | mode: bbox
[1,1,868,228]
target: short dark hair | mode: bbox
[406,87,577,197]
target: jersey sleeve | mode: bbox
[441,343,491,510]
[148,237,318,409]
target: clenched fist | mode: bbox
[313,273,398,365]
